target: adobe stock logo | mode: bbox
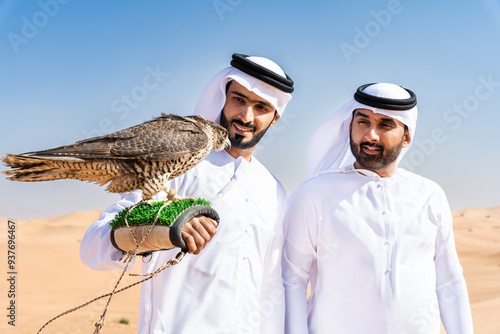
[213,0,243,21]
[7,0,71,54]
[399,74,499,172]
[339,0,408,63]
[81,65,169,139]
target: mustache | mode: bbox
[360,142,384,150]
[232,119,256,131]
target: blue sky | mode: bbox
[1,0,499,219]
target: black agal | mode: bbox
[354,83,417,111]
[230,53,294,93]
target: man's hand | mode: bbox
[181,215,218,254]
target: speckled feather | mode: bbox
[1,114,229,199]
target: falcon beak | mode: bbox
[224,138,231,150]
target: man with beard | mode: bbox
[282,83,473,334]
[80,53,294,333]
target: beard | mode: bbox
[349,132,405,171]
[219,110,272,149]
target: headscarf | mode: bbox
[306,83,418,179]
[193,54,293,123]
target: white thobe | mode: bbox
[80,150,287,334]
[282,166,473,334]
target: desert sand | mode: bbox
[1,207,499,334]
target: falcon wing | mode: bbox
[23,114,209,161]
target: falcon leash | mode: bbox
[36,249,186,334]
[37,194,189,334]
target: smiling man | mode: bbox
[282,83,473,334]
[350,108,410,177]
[220,80,279,158]
[80,53,294,333]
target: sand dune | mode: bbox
[1,207,499,334]
[447,207,500,334]
[0,211,142,334]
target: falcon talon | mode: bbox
[166,188,177,200]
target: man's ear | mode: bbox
[402,130,411,148]
[269,111,280,128]
[349,109,357,132]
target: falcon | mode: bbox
[1,114,230,200]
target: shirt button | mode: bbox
[382,211,386,215]
[377,184,382,188]
[384,241,389,246]
[385,268,391,274]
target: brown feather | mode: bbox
[1,114,229,199]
